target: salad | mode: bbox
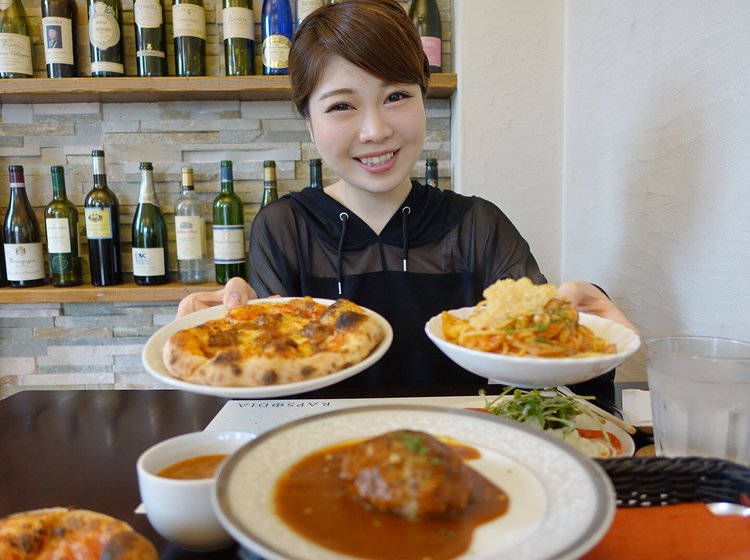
[473,387,623,458]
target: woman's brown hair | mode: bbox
[289,0,430,119]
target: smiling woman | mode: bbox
[175,0,634,393]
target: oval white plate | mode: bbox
[449,396,635,458]
[142,297,393,399]
[213,405,616,560]
[425,309,640,388]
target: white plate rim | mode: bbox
[141,297,393,399]
[447,396,636,458]
[424,309,641,387]
[213,404,616,560]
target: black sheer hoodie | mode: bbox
[248,181,547,388]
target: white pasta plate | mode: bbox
[142,297,393,399]
[425,309,640,388]
[213,405,616,560]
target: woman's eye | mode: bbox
[325,102,352,113]
[386,91,411,103]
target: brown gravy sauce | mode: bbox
[274,440,508,560]
[157,454,228,479]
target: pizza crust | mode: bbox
[0,507,157,560]
[162,297,386,387]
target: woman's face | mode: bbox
[306,57,426,196]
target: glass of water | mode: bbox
[646,336,750,466]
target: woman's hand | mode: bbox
[558,281,638,333]
[176,277,258,318]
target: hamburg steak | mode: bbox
[339,430,472,520]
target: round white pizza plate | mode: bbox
[213,405,616,560]
[142,297,393,399]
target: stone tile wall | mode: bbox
[0,1,454,398]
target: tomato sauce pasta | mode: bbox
[442,296,616,358]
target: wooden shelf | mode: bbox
[0,281,219,304]
[0,74,457,104]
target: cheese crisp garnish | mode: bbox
[468,278,558,330]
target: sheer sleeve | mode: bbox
[470,198,547,287]
[247,200,301,298]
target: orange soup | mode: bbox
[158,454,229,480]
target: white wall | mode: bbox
[452,0,565,281]
[455,0,750,380]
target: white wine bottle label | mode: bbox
[42,17,75,65]
[173,4,206,40]
[89,1,121,50]
[297,0,321,22]
[420,36,441,68]
[4,243,45,281]
[91,60,125,73]
[134,0,163,28]
[132,247,166,276]
[0,0,10,8]
[0,33,33,76]
[262,35,290,69]
[213,225,245,263]
[175,215,205,260]
[84,207,114,239]
[137,47,165,58]
[45,217,72,254]
[223,7,253,40]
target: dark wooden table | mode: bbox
[0,382,645,559]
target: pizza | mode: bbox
[0,507,157,560]
[162,297,386,387]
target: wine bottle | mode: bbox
[41,0,78,78]
[223,0,254,76]
[295,0,321,28]
[261,160,278,207]
[88,0,125,77]
[212,160,246,284]
[173,0,206,76]
[84,150,123,286]
[408,0,442,73]
[134,0,167,76]
[175,166,208,284]
[425,158,438,188]
[261,0,292,75]
[3,166,45,288]
[132,162,169,286]
[44,166,83,287]
[0,0,34,78]
[309,158,322,189]
[0,233,7,287]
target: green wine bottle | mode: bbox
[3,165,45,288]
[88,0,125,76]
[261,160,278,207]
[212,160,246,284]
[134,0,167,76]
[223,0,255,76]
[0,0,34,78]
[173,0,206,76]
[309,158,322,189]
[132,162,169,285]
[44,166,83,287]
[425,158,438,188]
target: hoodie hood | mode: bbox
[284,180,476,251]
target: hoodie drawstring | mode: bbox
[401,206,411,272]
[337,212,349,295]
[336,207,410,294]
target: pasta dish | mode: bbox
[442,278,616,358]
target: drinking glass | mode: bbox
[646,336,750,465]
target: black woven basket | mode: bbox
[596,456,750,507]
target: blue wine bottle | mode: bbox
[261,0,292,75]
